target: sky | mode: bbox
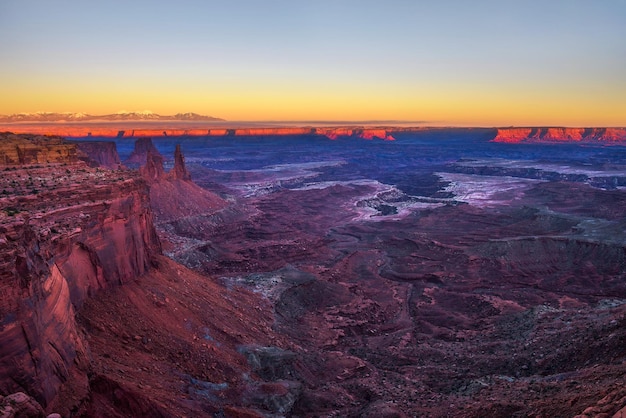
[1,0,625,126]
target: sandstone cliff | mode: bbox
[0,134,289,417]
[125,136,162,166]
[133,139,226,223]
[314,127,395,140]
[75,141,122,169]
[168,144,192,181]
[1,125,397,141]
[0,133,161,410]
[493,127,626,143]
[139,149,166,181]
[0,133,78,165]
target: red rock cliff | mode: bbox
[0,133,78,164]
[168,144,192,181]
[132,139,226,223]
[0,134,161,408]
[125,136,162,166]
[493,127,626,143]
[75,141,122,169]
[2,125,397,141]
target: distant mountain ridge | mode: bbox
[0,111,223,123]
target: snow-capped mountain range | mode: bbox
[0,111,223,123]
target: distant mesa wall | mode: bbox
[1,126,396,140]
[315,128,394,141]
[493,127,626,143]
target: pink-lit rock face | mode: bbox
[168,144,191,181]
[1,124,397,141]
[139,149,166,182]
[0,139,242,417]
[125,136,161,165]
[75,141,122,169]
[132,139,226,223]
[0,134,269,416]
[493,127,626,143]
[0,133,161,410]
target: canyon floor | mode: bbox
[2,130,626,417]
[131,131,626,417]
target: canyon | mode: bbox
[1,128,626,417]
[0,134,283,417]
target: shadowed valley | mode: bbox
[1,129,626,417]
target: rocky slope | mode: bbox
[493,127,626,143]
[133,138,226,223]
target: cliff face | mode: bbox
[314,127,395,140]
[0,134,160,409]
[139,149,166,182]
[493,127,626,143]
[168,144,191,181]
[76,141,121,170]
[1,126,397,141]
[133,138,226,223]
[75,141,122,169]
[125,136,162,166]
[0,133,78,165]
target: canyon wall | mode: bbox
[0,133,78,165]
[75,141,122,169]
[1,126,397,140]
[493,127,626,143]
[132,138,226,222]
[0,134,160,408]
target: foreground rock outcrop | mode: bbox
[134,138,226,223]
[0,392,47,417]
[0,133,279,416]
[0,143,272,413]
[493,127,626,143]
[0,137,160,411]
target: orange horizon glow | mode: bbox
[2,75,624,127]
[1,2,624,128]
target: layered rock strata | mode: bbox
[0,133,78,165]
[74,141,122,169]
[0,133,160,409]
[493,127,626,143]
[1,126,397,141]
[134,139,225,222]
[125,136,162,166]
